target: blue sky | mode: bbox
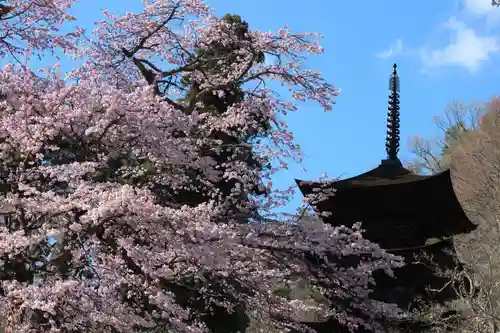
[17,0,500,213]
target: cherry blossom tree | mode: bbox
[0,1,404,332]
[0,0,82,60]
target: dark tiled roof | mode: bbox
[295,160,477,240]
[296,160,433,189]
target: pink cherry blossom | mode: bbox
[0,0,82,60]
[0,1,404,332]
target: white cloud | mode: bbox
[463,0,500,25]
[376,39,404,59]
[464,0,495,15]
[420,17,499,72]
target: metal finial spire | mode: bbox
[386,63,400,161]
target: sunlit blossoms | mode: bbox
[0,1,403,332]
[0,0,82,58]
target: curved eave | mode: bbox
[295,169,477,236]
[436,169,477,235]
[295,168,442,192]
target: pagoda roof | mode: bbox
[295,163,477,241]
[296,159,432,189]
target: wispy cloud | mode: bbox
[464,0,495,14]
[463,0,500,24]
[420,17,499,73]
[376,39,404,59]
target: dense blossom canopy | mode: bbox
[0,1,403,332]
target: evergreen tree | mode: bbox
[0,1,13,18]
[153,14,270,332]
[159,14,270,223]
[124,14,273,332]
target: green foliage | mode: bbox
[181,14,268,134]
[441,123,467,157]
[273,287,292,298]
[154,14,273,333]
[177,13,271,220]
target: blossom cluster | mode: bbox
[0,1,402,332]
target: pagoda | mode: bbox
[295,64,476,331]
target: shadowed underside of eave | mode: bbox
[295,168,477,239]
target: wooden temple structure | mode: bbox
[295,64,476,332]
